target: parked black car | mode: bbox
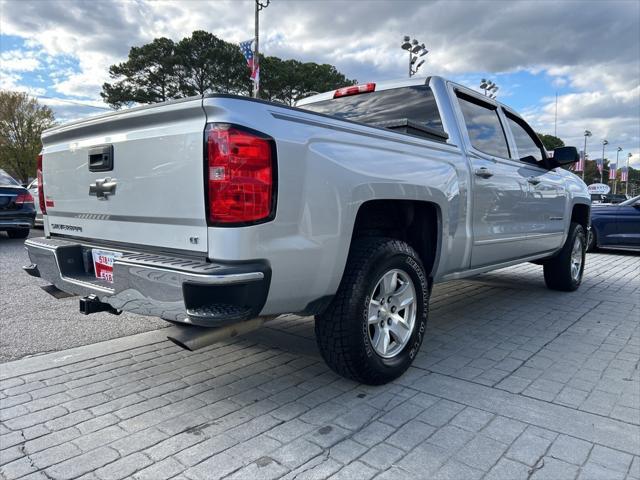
[0,169,35,239]
[588,195,640,251]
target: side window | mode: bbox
[456,94,510,158]
[505,112,545,164]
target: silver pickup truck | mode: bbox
[24,76,590,384]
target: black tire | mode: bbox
[543,222,586,291]
[7,229,29,239]
[586,228,597,252]
[315,237,429,385]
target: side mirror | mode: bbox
[548,146,579,168]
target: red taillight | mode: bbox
[37,154,47,214]
[15,192,34,205]
[333,82,376,98]
[206,124,275,225]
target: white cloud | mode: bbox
[0,70,46,95]
[0,49,40,71]
[0,0,638,162]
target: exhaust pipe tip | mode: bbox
[165,317,267,352]
[166,336,194,352]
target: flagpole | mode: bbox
[254,0,271,99]
[254,1,259,99]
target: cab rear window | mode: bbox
[300,85,445,138]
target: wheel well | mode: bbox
[351,200,440,277]
[571,203,590,230]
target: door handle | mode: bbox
[475,168,494,179]
[527,176,542,185]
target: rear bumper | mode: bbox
[0,217,34,230]
[24,237,271,327]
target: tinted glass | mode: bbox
[299,85,444,132]
[0,171,19,186]
[457,95,509,158]
[505,113,544,163]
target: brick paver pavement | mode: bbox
[1,252,638,480]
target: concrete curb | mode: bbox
[0,328,169,381]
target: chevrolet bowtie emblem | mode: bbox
[89,177,117,200]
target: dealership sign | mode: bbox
[588,183,611,194]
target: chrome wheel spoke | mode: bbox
[389,315,410,341]
[382,271,398,296]
[393,284,414,308]
[368,300,381,325]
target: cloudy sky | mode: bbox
[1,0,639,167]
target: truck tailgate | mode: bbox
[41,97,208,253]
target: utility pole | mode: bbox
[254,0,270,98]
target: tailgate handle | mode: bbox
[88,145,114,172]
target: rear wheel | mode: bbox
[7,229,29,239]
[315,237,429,385]
[543,222,586,291]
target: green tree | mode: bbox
[175,31,250,96]
[101,37,180,108]
[101,32,355,107]
[0,91,55,182]
[260,56,355,105]
[537,133,564,151]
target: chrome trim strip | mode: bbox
[474,232,561,246]
[47,211,205,227]
[0,222,32,227]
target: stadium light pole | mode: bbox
[401,36,428,77]
[601,139,608,184]
[254,0,270,98]
[479,79,499,99]
[614,147,622,194]
[582,130,592,181]
[627,152,632,195]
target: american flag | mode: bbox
[596,157,604,174]
[239,39,258,82]
[574,150,585,172]
[609,163,617,180]
[620,166,628,182]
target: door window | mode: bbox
[504,112,545,164]
[456,93,510,158]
